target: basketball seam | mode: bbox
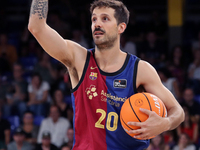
[142,93,152,111]
[129,97,141,122]
[162,104,164,117]
[120,114,134,130]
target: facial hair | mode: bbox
[93,28,118,50]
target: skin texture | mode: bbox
[28,0,184,140]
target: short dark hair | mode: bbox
[23,110,34,117]
[90,0,130,25]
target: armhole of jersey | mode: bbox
[71,50,91,93]
[133,58,140,94]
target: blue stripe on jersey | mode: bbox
[105,55,149,150]
[71,94,76,148]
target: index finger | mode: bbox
[127,122,143,127]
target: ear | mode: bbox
[118,22,127,34]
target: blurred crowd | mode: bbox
[0,0,200,150]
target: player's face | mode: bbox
[91,7,119,49]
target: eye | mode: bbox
[103,17,108,21]
[92,17,97,22]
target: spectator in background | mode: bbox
[3,63,27,118]
[0,107,10,149]
[173,133,196,150]
[0,33,18,67]
[191,31,200,51]
[7,127,33,150]
[37,105,70,148]
[188,49,200,94]
[125,9,144,42]
[181,88,200,123]
[27,72,50,116]
[147,134,169,150]
[48,12,70,38]
[157,67,181,101]
[64,128,74,149]
[60,144,71,150]
[146,11,168,41]
[120,34,137,55]
[53,89,71,118]
[139,31,166,68]
[176,108,199,144]
[163,130,176,150]
[20,111,39,145]
[34,52,57,85]
[53,64,71,96]
[167,45,186,90]
[34,131,58,150]
[71,29,89,49]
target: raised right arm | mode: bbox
[28,0,87,69]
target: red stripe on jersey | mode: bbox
[72,51,107,150]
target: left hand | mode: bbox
[127,108,170,140]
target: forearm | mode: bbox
[28,0,48,32]
[166,105,185,131]
[4,130,10,145]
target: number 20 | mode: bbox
[95,109,118,131]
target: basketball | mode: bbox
[120,92,167,139]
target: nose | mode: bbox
[94,19,102,29]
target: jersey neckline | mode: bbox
[92,49,131,76]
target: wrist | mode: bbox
[164,117,171,131]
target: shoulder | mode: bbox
[41,117,51,124]
[59,117,70,123]
[41,81,50,89]
[7,141,15,148]
[24,141,32,147]
[137,60,159,84]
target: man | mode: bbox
[0,108,10,150]
[34,131,58,150]
[62,128,74,150]
[3,63,27,118]
[37,105,70,148]
[28,0,184,149]
[181,88,200,122]
[7,127,33,150]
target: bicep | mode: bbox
[136,61,180,110]
[4,129,10,136]
[31,24,87,68]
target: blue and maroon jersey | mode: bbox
[71,49,149,150]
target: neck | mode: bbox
[52,118,59,123]
[42,144,50,148]
[94,43,126,72]
[24,123,33,126]
[16,142,23,148]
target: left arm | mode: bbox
[4,129,10,145]
[129,60,185,139]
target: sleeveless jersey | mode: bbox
[71,49,150,150]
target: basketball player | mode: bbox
[28,0,184,149]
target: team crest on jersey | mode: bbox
[89,72,97,80]
[113,79,127,88]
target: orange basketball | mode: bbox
[120,92,167,139]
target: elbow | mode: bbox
[180,106,185,123]
[28,23,40,35]
[28,21,44,35]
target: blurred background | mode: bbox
[0,0,200,150]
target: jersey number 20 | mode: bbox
[95,109,118,131]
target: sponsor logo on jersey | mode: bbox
[113,79,127,88]
[89,72,97,80]
[85,85,98,100]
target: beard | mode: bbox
[93,32,118,50]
